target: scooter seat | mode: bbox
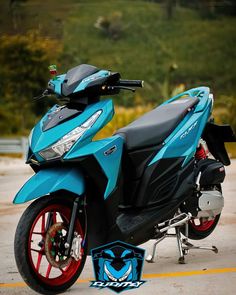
[116,97,199,151]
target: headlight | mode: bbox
[39,110,102,160]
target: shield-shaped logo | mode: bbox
[90,240,146,293]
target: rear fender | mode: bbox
[202,122,236,166]
[13,167,85,204]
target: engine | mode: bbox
[181,139,225,219]
[197,189,224,218]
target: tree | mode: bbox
[9,0,28,31]
[165,0,175,20]
[0,31,61,135]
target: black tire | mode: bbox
[181,214,221,240]
[14,195,87,294]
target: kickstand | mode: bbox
[146,235,166,263]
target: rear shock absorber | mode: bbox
[195,139,209,160]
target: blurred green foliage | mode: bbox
[0,0,235,139]
[0,31,61,135]
[214,96,236,133]
[62,1,236,106]
[213,96,236,157]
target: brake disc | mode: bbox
[44,222,72,268]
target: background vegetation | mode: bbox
[0,0,235,155]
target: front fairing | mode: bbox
[48,74,66,96]
[28,99,114,163]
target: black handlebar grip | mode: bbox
[118,79,144,88]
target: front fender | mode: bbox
[13,167,85,204]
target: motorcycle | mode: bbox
[14,64,236,294]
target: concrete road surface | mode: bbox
[0,157,235,295]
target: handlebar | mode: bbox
[118,79,144,88]
[33,77,144,101]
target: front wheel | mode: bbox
[14,195,87,294]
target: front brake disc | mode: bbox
[44,222,72,268]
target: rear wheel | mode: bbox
[184,214,221,240]
[14,195,87,294]
[181,184,222,240]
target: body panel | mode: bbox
[13,167,85,204]
[65,135,124,198]
[73,70,110,92]
[30,99,114,155]
[49,74,66,96]
[162,86,209,112]
[25,99,122,201]
[150,87,212,166]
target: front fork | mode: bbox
[64,198,80,256]
[68,197,87,260]
[43,196,85,258]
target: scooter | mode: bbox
[14,64,236,294]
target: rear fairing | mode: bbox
[120,87,213,208]
[150,87,213,166]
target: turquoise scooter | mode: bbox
[14,64,235,294]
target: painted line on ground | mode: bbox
[1,267,236,288]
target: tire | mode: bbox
[14,195,87,294]
[181,214,221,240]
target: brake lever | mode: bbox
[33,89,51,101]
[107,86,135,92]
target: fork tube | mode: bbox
[65,198,79,256]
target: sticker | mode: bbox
[90,241,146,293]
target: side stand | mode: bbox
[146,235,166,263]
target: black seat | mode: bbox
[116,97,199,150]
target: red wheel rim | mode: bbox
[28,204,84,286]
[190,217,215,232]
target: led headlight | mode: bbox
[39,110,102,160]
